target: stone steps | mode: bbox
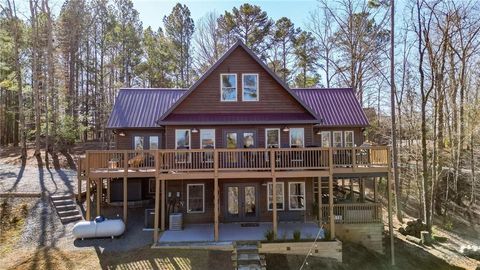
[50,193,83,224]
[232,241,266,270]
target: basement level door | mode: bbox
[224,183,259,222]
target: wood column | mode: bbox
[317,177,322,225]
[270,149,277,239]
[374,177,378,202]
[214,177,219,241]
[359,177,365,202]
[123,177,127,224]
[154,178,160,243]
[161,178,166,231]
[328,148,335,240]
[86,178,91,220]
[214,149,219,241]
[96,178,101,216]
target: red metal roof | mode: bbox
[292,88,369,127]
[106,88,369,128]
[106,88,186,128]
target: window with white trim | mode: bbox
[265,128,280,148]
[289,182,305,210]
[289,128,304,148]
[320,131,331,147]
[221,74,237,101]
[267,182,284,210]
[200,129,215,162]
[133,136,144,150]
[187,184,205,213]
[242,74,259,101]
[175,129,191,162]
[333,131,343,147]
[149,136,159,150]
[344,131,354,147]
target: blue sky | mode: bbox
[133,0,320,30]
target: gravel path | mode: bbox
[0,163,77,195]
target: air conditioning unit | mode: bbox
[169,213,183,231]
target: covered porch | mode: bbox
[158,222,322,243]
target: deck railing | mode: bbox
[81,146,389,175]
[320,203,383,224]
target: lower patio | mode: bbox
[158,222,323,243]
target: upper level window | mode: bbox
[344,131,354,147]
[289,128,304,148]
[320,131,331,147]
[200,129,215,162]
[221,74,237,101]
[175,129,191,163]
[265,128,280,148]
[242,74,259,101]
[133,136,144,150]
[333,131,343,147]
[149,136,159,150]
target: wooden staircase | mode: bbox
[50,194,83,224]
[232,241,266,270]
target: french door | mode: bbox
[224,183,259,222]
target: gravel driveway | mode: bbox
[0,163,152,253]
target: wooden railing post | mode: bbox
[352,148,356,169]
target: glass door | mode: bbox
[224,183,259,222]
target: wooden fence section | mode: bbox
[81,146,389,176]
[320,203,382,224]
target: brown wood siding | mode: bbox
[115,129,165,150]
[169,46,310,115]
[165,125,314,149]
[163,177,316,225]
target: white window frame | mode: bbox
[288,181,306,211]
[220,73,237,102]
[242,73,259,101]
[186,183,205,213]
[265,128,280,148]
[344,131,354,147]
[320,131,331,147]
[175,129,191,163]
[200,129,216,163]
[267,182,284,211]
[149,136,159,150]
[133,135,144,150]
[333,131,343,147]
[289,128,305,148]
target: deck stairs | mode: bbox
[232,241,266,270]
[50,193,83,224]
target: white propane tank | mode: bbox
[73,217,125,239]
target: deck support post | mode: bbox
[359,177,365,202]
[96,178,101,216]
[328,148,335,240]
[86,177,91,220]
[154,177,160,243]
[317,177,322,226]
[270,149,277,239]
[161,178,166,231]
[123,176,127,225]
[374,177,378,202]
[214,177,219,241]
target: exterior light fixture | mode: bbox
[316,130,322,135]
[282,126,290,132]
[118,131,126,137]
[191,128,199,133]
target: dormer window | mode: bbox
[242,74,259,101]
[220,73,237,101]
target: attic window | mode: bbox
[221,74,237,101]
[242,74,259,101]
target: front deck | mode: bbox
[77,147,390,244]
[78,147,390,180]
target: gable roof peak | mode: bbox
[158,39,318,122]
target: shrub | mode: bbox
[293,230,301,241]
[264,229,276,242]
